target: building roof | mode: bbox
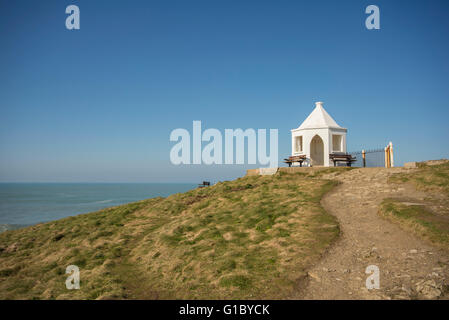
[294,102,345,130]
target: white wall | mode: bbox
[291,127,347,167]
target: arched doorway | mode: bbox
[310,135,324,166]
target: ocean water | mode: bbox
[0,183,196,230]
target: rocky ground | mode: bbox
[297,167,449,300]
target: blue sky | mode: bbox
[0,0,448,182]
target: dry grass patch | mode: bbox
[0,171,341,299]
[379,199,449,248]
[383,160,449,249]
[390,160,449,195]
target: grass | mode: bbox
[389,160,449,195]
[382,160,449,248]
[0,171,341,299]
[379,199,449,247]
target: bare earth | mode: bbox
[297,167,449,300]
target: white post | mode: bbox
[389,142,394,167]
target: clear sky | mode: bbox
[0,0,448,182]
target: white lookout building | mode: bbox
[291,102,347,167]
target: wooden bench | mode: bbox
[329,154,357,167]
[284,155,306,167]
[198,181,210,188]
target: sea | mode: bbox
[0,183,196,232]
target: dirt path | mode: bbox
[299,168,449,300]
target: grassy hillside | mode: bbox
[380,160,449,248]
[0,170,344,300]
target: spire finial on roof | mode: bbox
[315,101,324,108]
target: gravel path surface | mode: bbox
[298,168,449,300]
